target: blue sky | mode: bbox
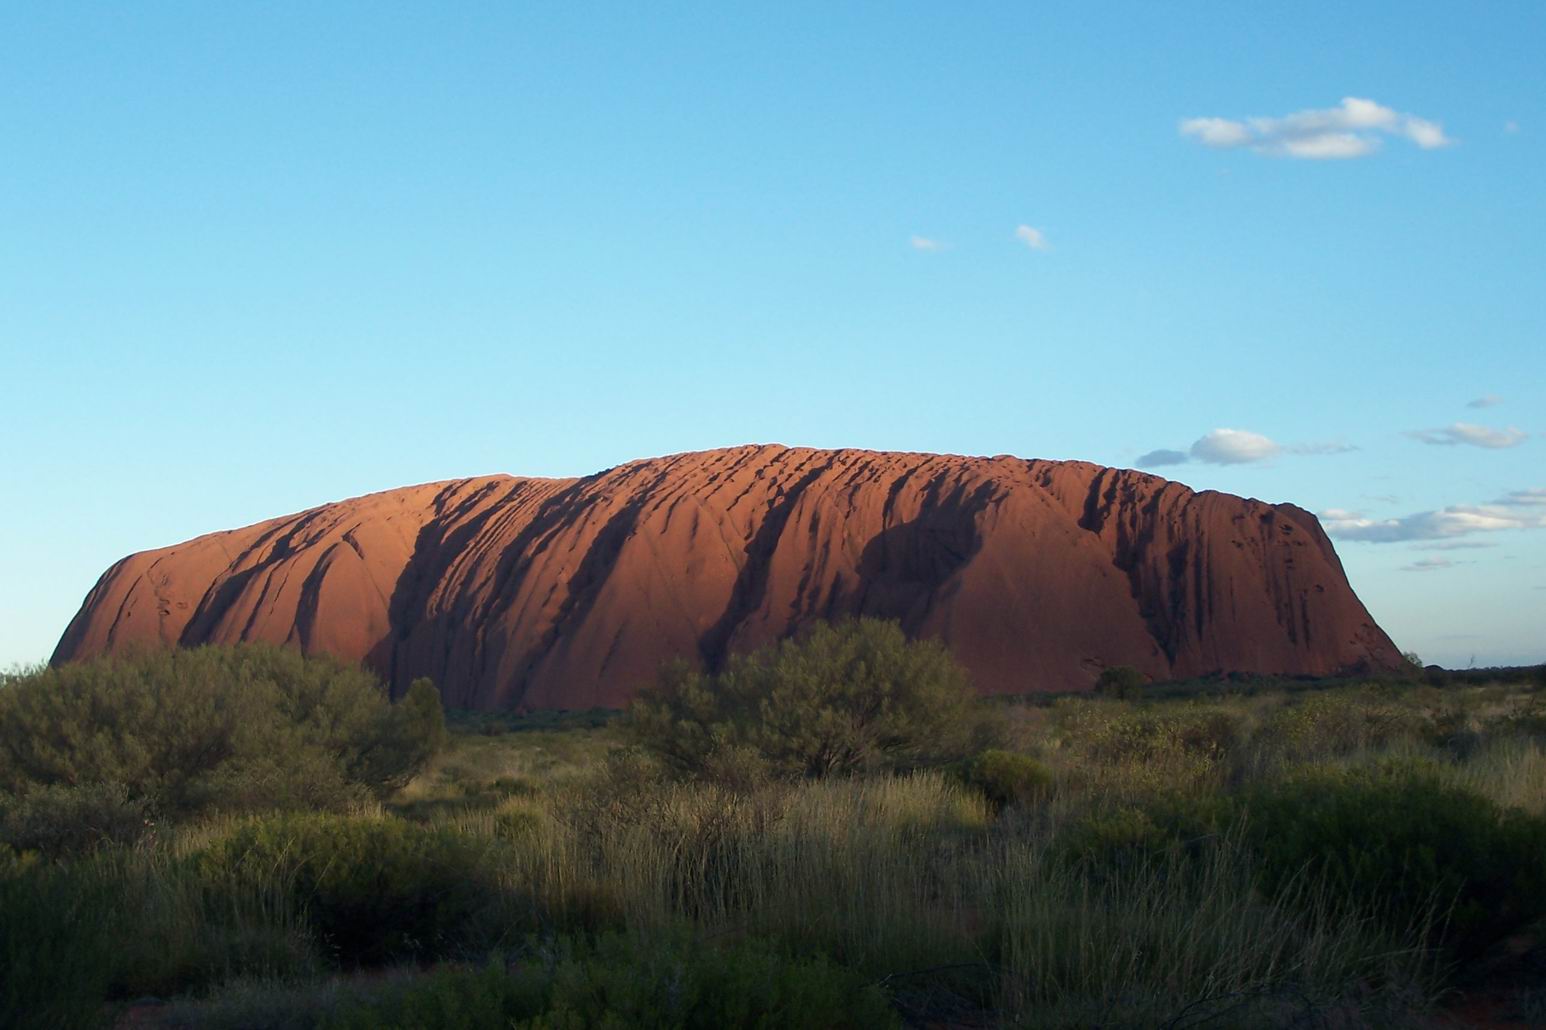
[2,2,1542,668]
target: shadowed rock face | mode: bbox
[53,445,1403,709]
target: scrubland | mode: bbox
[3,637,1545,1029]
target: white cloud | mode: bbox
[1407,422,1528,449]
[1179,117,1252,147]
[1276,133,1378,160]
[1014,225,1049,250]
[1466,394,1503,409]
[1189,428,1281,465]
[1410,540,1497,551]
[910,235,947,252]
[1401,116,1450,149]
[1137,430,1356,468]
[1320,497,1546,543]
[1180,97,1453,160]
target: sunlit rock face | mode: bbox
[54,445,1403,710]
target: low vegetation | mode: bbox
[0,645,447,850]
[624,618,984,779]
[2,626,1545,1028]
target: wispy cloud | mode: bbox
[1402,557,1467,573]
[1466,394,1503,409]
[1320,493,1546,542]
[1180,97,1453,160]
[910,235,947,252]
[1287,441,1359,456]
[1137,429,1355,469]
[1497,488,1546,506]
[1014,225,1049,250]
[1407,422,1528,449]
[1411,541,1497,552]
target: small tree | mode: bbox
[354,678,450,795]
[625,618,979,780]
[1095,665,1145,700]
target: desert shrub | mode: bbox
[625,618,980,780]
[1054,792,1228,875]
[0,780,151,857]
[1056,703,1244,798]
[558,746,677,842]
[532,929,898,1029]
[1078,707,1243,765]
[1094,665,1144,699]
[321,929,898,1029]
[0,646,448,821]
[320,959,542,1029]
[1258,690,1432,763]
[1057,805,1173,871]
[960,749,1051,810]
[198,812,514,966]
[1505,694,1546,738]
[1171,707,1248,759]
[175,747,371,816]
[1240,761,1546,957]
[698,742,774,792]
[356,677,451,795]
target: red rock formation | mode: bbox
[52,445,1402,709]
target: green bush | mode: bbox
[1054,793,1227,874]
[1095,665,1144,699]
[322,930,899,1029]
[960,749,1051,809]
[625,618,980,780]
[0,780,150,857]
[1054,703,1244,798]
[1259,690,1432,762]
[1057,806,1173,871]
[356,677,452,795]
[1240,762,1546,957]
[320,959,542,1029]
[198,813,513,967]
[0,646,448,823]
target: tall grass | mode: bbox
[0,847,313,1027]
[4,672,1543,1027]
[993,833,1436,1026]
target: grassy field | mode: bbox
[4,663,1546,1028]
